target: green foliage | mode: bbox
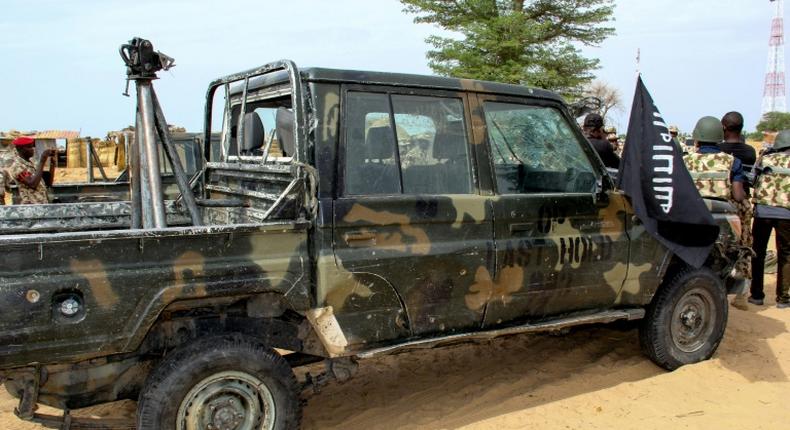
[400,0,616,95]
[746,131,764,141]
[756,111,790,133]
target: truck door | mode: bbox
[330,87,495,341]
[471,95,630,325]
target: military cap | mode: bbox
[12,136,35,146]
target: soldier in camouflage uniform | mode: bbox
[684,117,751,309]
[4,136,56,205]
[0,141,13,205]
[749,130,790,308]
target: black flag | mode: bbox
[617,76,719,268]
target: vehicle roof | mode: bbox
[300,67,564,102]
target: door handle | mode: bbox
[509,223,535,234]
[343,231,377,247]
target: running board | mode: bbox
[356,308,645,359]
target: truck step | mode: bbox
[356,308,645,359]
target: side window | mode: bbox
[392,95,472,194]
[484,102,596,194]
[211,82,294,163]
[344,92,400,195]
[344,91,473,196]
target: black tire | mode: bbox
[137,334,301,430]
[639,267,728,371]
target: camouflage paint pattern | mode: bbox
[729,198,754,279]
[0,220,309,369]
[753,152,790,209]
[0,148,14,201]
[683,152,734,200]
[0,66,742,414]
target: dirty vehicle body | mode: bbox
[0,51,742,428]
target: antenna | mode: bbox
[762,0,787,116]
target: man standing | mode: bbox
[5,136,56,205]
[719,112,756,168]
[683,117,750,309]
[684,117,747,202]
[749,130,790,309]
[669,125,683,152]
[583,113,620,169]
[0,138,15,205]
[605,126,621,156]
[715,112,757,309]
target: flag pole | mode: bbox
[636,48,641,77]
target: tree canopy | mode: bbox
[400,0,616,95]
[756,111,790,133]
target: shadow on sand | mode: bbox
[301,310,787,429]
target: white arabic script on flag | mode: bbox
[651,111,675,214]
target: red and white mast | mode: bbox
[762,0,787,116]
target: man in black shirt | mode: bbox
[718,111,757,310]
[719,111,756,168]
[583,113,620,169]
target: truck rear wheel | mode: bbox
[137,334,301,430]
[639,267,728,371]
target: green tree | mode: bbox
[756,111,790,133]
[400,0,616,95]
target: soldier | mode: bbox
[669,125,680,145]
[605,126,620,155]
[683,117,750,309]
[669,125,689,154]
[0,138,15,205]
[715,112,759,309]
[583,113,620,169]
[4,136,56,205]
[749,129,790,308]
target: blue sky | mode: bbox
[0,0,779,136]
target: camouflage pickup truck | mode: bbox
[0,47,742,429]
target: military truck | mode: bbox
[0,40,742,430]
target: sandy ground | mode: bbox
[1,274,788,430]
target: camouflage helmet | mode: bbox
[774,129,790,151]
[692,116,724,143]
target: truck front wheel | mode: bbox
[137,334,301,430]
[639,267,728,371]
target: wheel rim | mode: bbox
[670,281,717,354]
[176,371,276,430]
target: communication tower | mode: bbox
[763,0,787,116]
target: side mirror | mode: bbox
[594,176,610,206]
